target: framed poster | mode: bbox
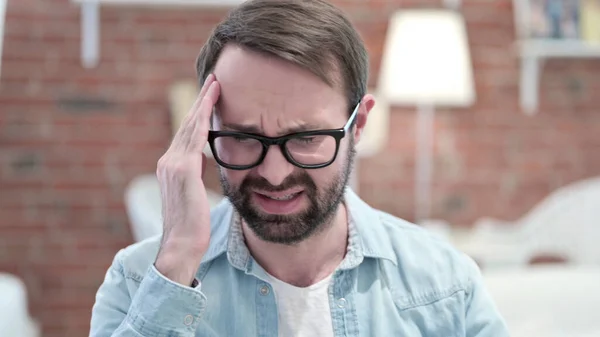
[528,0,581,39]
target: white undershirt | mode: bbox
[265,272,335,337]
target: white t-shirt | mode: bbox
[265,272,335,337]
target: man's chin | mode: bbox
[243,207,306,224]
[244,218,314,245]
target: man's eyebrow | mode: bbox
[221,122,324,135]
[221,122,261,134]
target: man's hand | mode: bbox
[154,74,220,286]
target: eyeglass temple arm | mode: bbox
[343,102,361,131]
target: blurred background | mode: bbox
[1,0,599,336]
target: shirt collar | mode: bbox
[201,187,397,271]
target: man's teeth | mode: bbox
[266,193,297,201]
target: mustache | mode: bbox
[240,173,317,193]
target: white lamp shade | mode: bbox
[378,9,476,107]
[0,0,6,80]
[356,90,389,158]
[168,80,214,158]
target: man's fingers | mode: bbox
[184,74,216,128]
[190,80,220,150]
[198,74,215,101]
[187,74,215,119]
[201,152,207,179]
[172,74,216,149]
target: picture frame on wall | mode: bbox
[528,0,581,39]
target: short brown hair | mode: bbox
[195,0,369,111]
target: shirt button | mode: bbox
[337,298,347,308]
[183,314,194,326]
[259,284,270,296]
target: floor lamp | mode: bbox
[378,8,476,224]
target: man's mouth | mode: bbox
[252,189,305,214]
[257,192,302,201]
[254,188,304,199]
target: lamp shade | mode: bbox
[378,9,476,107]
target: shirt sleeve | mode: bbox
[90,249,208,337]
[463,255,511,337]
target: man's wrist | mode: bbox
[155,243,205,286]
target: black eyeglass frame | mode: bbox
[207,103,360,170]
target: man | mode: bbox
[90,0,509,336]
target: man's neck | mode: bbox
[242,204,349,288]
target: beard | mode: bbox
[219,138,356,245]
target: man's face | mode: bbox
[211,44,369,245]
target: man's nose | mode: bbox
[256,145,295,186]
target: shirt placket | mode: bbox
[330,268,360,337]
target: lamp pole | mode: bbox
[415,103,435,224]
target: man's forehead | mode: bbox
[213,45,345,105]
[213,101,345,136]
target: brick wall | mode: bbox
[1,0,599,336]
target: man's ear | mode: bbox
[353,93,376,144]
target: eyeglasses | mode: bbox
[208,103,360,170]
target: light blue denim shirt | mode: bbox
[90,188,509,337]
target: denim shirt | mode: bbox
[90,188,509,337]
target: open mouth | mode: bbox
[253,190,305,214]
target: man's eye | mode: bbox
[233,136,253,143]
[296,137,315,144]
